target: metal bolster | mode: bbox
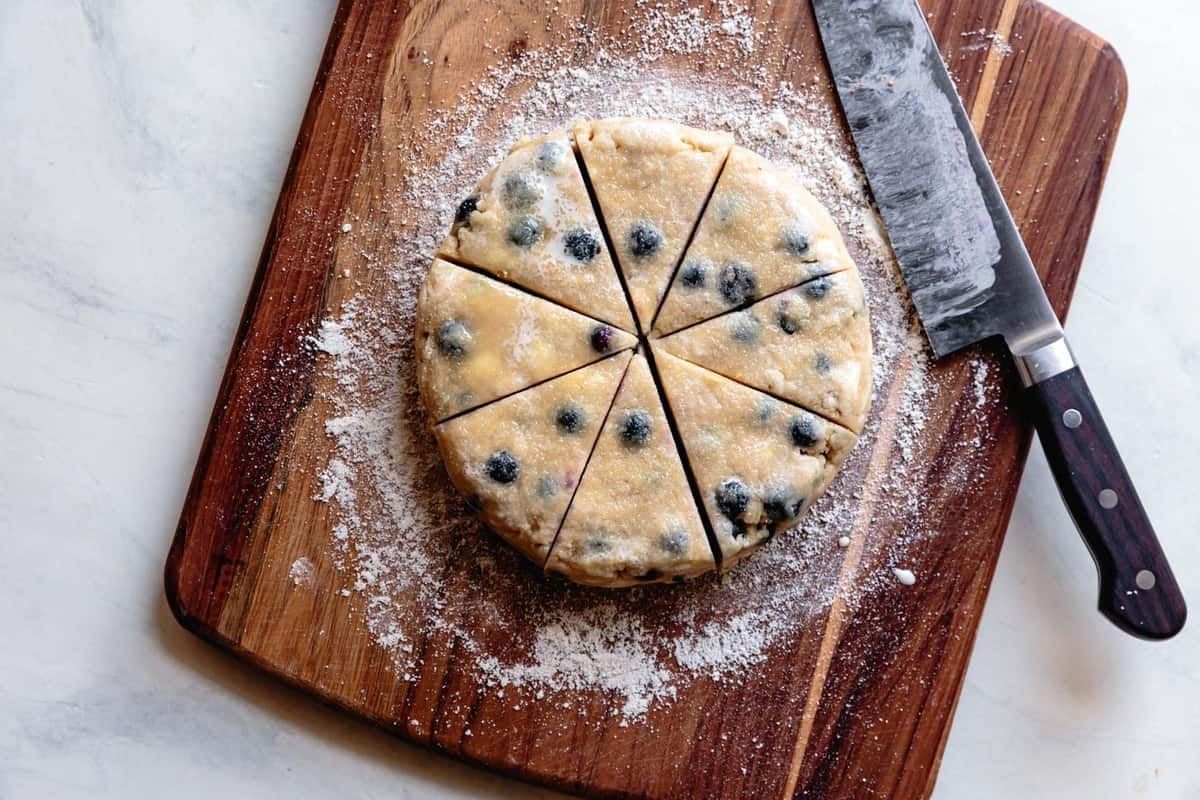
[1013,337,1076,387]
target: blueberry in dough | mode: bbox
[502,171,543,209]
[555,403,586,434]
[454,196,478,224]
[718,262,758,306]
[536,475,559,498]
[485,450,520,484]
[804,276,832,299]
[679,261,706,289]
[763,487,803,523]
[715,477,750,520]
[789,415,821,449]
[777,311,799,335]
[711,194,740,226]
[589,324,614,353]
[628,221,663,258]
[658,529,689,556]
[584,536,611,554]
[507,216,543,247]
[731,316,759,344]
[814,352,833,374]
[620,409,652,446]
[563,228,600,263]
[536,141,568,172]
[781,222,811,256]
[436,320,472,359]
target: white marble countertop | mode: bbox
[3,2,1197,797]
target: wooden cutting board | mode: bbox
[166,0,1126,797]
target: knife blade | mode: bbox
[814,0,1185,639]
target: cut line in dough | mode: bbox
[416,258,637,422]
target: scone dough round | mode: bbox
[417,119,873,587]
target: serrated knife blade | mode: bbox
[813,0,1185,639]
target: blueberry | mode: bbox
[536,475,559,498]
[454,196,478,224]
[628,221,663,258]
[485,450,519,484]
[754,399,776,424]
[658,529,689,556]
[718,262,758,306]
[715,477,750,521]
[711,194,740,226]
[589,324,613,353]
[814,352,833,374]
[679,261,706,289]
[536,141,568,172]
[789,415,821,449]
[635,569,663,582]
[507,216,543,247]
[804,276,832,299]
[584,536,610,554]
[502,171,543,209]
[731,316,759,344]
[435,320,472,359]
[555,403,586,434]
[781,223,811,257]
[620,409,652,446]
[778,312,799,335]
[763,487,803,523]
[563,228,600,263]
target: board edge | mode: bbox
[164,0,370,638]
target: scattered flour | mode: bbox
[289,557,315,586]
[960,28,1014,57]
[972,357,992,409]
[770,107,790,136]
[308,317,353,358]
[300,2,999,723]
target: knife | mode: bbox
[813,0,1185,639]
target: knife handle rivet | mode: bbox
[1135,570,1157,591]
[1062,408,1082,428]
[1098,489,1119,510]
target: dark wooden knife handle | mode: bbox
[1025,366,1186,639]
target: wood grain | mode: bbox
[165,1,1128,797]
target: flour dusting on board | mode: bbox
[305,3,998,723]
[289,557,315,587]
